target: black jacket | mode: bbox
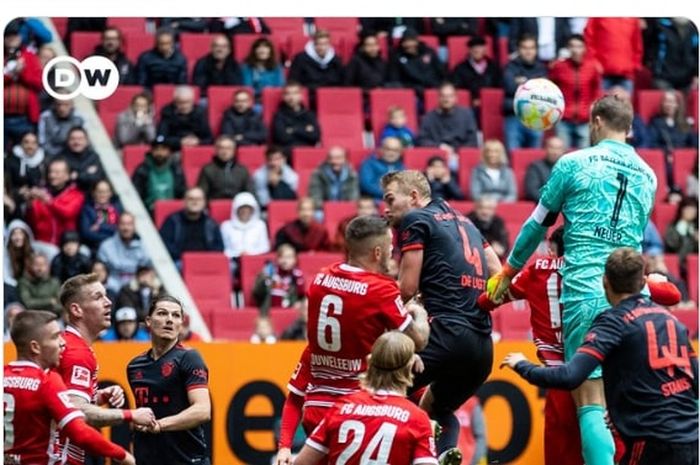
[272,103,321,148]
[429,179,465,201]
[50,252,92,283]
[60,147,105,192]
[196,156,253,200]
[135,49,188,88]
[343,51,387,89]
[644,18,698,89]
[192,54,242,92]
[219,108,267,145]
[388,43,445,92]
[132,153,187,205]
[94,45,135,85]
[157,103,213,150]
[508,18,572,56]
[159,210,224,261]
[451,58,501,99]
[417,107,479,148]
[430,18,479,42]
[467,211,510,253]
[288,52,344,90]
[502,57,548,115]
[4,153,45,193]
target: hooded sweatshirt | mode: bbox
[4,219,58,287]
[5,145,45,190]
[288,41,344,89]
[220,192,270,259]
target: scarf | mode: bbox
[322,164,349,201]
[12,145,45,177]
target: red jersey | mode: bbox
[307,390,437,465]
[53,326,99,465]
[3,362,85,465]
[305,263,412,407]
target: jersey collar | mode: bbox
[9,360,42,370]
[374,389,404,397]
[65,325,85,340]
[339,263,365,273]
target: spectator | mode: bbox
[359,18,425,38]
[159,17,210,35]
[179,313,203,342]
[503,33,548,152]
[648,91,697,151]
[60,127,105,191]
[388,28,444,94]
[425,156,464,201]
[50,230,91,282]
[97,212,150,293]
[220,89,267,145]
[343,32,388,90]
[240,37,285,101]
[431,18,479,45]
[664,197,699,264]
[252,243,305,315]
[688,157,698,198]
[4,132,46,203]
[4,219,58,288]
[221,192,270,285]
[308,146,360,210]
[642,221,665,258]
[91,259,117,304]
[211,17,270,35]
[4,20,43,147]
[3,302,25,342]
[584,18,642,93]
[100,307,150,342]
[79,179,122,251]
[450,36,501,121]
[643,18,698,91]
[115,92,156,147]
[93,27,134,84]
[508,18,572,62]
[470,139,517,202]
[253,146,299,208]
[467,196,510,258]
[12,17,52,49]
[379,106,415,147]
[288,30,344,93]
[135,27,187,88]
[359,136,405,200]
[37,44,56,68]
[157,85,213,150]
[272,81,320,149]
[549,34,603,149]
[132,135,187,212]
[524,136,566,201]
[274,197,330,252]
[417,82,478,169]
[26,157,85,245]
[331,196,379,252]
[608,85,649,148]
[37,96,84,157]
[17,253,62,316]
[280,304,307,341]
[159,187,224,265]
[115,264,166,322]
[196,135,253,199]
[193,34,241,93]
[250,316,277,344]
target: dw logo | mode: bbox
[42,55,119,101]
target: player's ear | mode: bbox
[29,339,41,356]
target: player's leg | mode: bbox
[621,440,698,465]
[564,299,615,465]
[544,389,583,465]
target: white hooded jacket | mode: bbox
[4,219,59,287]
[220,192,270,258]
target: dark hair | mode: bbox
[148,295,184,316]
[517,33,537,46]
[10,310,58,352]
[47,156,70,171]
[345,215,390,257]
[427,156,446,167]
[549,226,565,256]
[313,29,331,41]
[67,126,87,138]
[59,273,101,309]
[591,95,634,133]
[673,196,698,224]
[566,33,585,45]
[244,37,278,70]
[102,26,122,40]
[155,27,175,40]
[605,248,645,294]
[265,145,285,160]
[130,91,152,106]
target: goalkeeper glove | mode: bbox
[486,263,519,303]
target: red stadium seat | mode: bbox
[237,146,266,172]
[672,149,698,194]
[510,149,545,200]
[209,199,233,224]
[210,307,258,340]
[349,149,373,171]
[664,253,681,280]
[180,33,216,81]
[480,88,505,142]
[447,201,475,215]
[636,90,665,125]
[153,84,201,122]
[651,203,677,237]
[233,34,278,63]
[270,309,302,337]
[672,307,698,339]
[182,252,232,319]
[446,35,495,71]
[494,300,532,340]
[70,31,101,60]
[423,89,471,113]
[297,169,313,197]
[323,201,357,239]
[497,36,510,67]
[314,18,359,37]
[107,17,147,34]
[317,88,364,148]
[497,201,535,244]
[121,145,149,176]
[292,147,327,170]
[403,147,449,170]
[336,34,359,64]
[181,146,214,187]
[688,90,698,131]
[123,32,154,65]
[637,149,669,201]
[98,85,144,139]
[153,199,185,229]
[267,200,299,240]
[298,252,345,290]
[687,254,698,303]
[52,17,68,40]
[207,85,254,136]
[369,88,418,142]
[239,254,276,306]
[265,18,307,36]
[261,86,309,130]
[457,148,482,198]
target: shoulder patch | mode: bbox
[70,365,91,388]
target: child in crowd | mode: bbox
[252,243,305,315]
[379,106,415,147]
[250,316,277,344]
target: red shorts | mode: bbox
[302,404,331,435]
[544,389,582,465]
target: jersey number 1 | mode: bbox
[610,172,628,228]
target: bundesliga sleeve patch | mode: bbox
[70,365,91,388]
[395,296,407,316]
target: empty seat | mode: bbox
[403,147,449,171]
[267,200,300,241]
[510,149,545,200]
[70,31,101,60]
[123,32,155,65]
[237,146,266,172]
[672,307,698,339]
[479,88,504,142]
[369,88,417,142]
[181,146,214,187]
[207,85,254,136]
[637,149,669,201]
[494,300,532,340]
[107,17,147,34]
[313,18,359,37]
[292,147,327,170]
[317,87,364,148]
[153,199,185,229]
[182,252,232,311]
[636,90,665,125]
[209,199,233,224]
[497,201,536,243]
[265,17,307,36]
[239,253,276,306]
[687,254,698,303]
[261,86,309,130]
[457,148,482,197]
[349,149,373,171]
[651,203,677,238]
[210,307,258,340]
[672,149,698,194]
[121,144,149,176]
[153,84,201,122]
[297,169,314,197]
[323,201,357,239]
[270,309,302,337]
[423,89,471,113]
[446,201,475,215]
[298,252,345,290]
[179,33,216,81]
[664,253,681,279]
[98,85,144,139]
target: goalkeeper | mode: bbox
[487,94,657,465]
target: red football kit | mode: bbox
[307,390,437,465]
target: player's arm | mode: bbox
[68,394,153,427]
[278,347,311,465]
[62,419,134,464]
[646,274,682,306]
[397,211,430,303]
[503,351,600,390]
[477,267,530,311]
[154,388,211,432]
[404,300,430,351]
[399,248,423,303]
[484,244,502,276]
[295,411,334,465]
[294,444,327,465]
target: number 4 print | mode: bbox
[645,320,692,377]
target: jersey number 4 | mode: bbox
[337,420,397,465]
[456,223,483,276]
[645,320,693,377]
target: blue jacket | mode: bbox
[78,200,123,250]
[159,210,224,261]
[240,64,285,98]
[100,326,150,342]
[359,154,405,200]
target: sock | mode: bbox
[433,410,460,453]
[578,405,615,465]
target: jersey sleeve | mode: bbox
[539,155,573,214]
[287,345,311,397]
[180,349,209,391]
[411,412,438,465]
[399,210,431,252]
[57,347,95,402]
[577,310,625,362]
[376,280,413,332]
[508,266,533,300]
[306,405,338,455]
[42,372,86,430]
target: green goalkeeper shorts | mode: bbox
[563,297,610,379]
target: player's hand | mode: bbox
[118,452,136,465]
[276,447,293,465]
[405,300,426,320]
[99,385,125,408]
[131,408,157,427]
[486,263,519,304]
[412,354,425,374]
[500,352,528,370]
[646,272,668,283]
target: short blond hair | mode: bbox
[59,273,100,309]
[380,170,431,199]
[481,139,507,166]
[361,331,415,392]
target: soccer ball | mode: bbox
[513,78,565,131]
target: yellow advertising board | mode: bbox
[4,341,546,464]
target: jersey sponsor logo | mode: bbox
[70,366,91,388]
[161,361,175,378]
[57,391,76,409]
[339,402,411,422]
[132,370,144,380]
[134,386,149,406]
